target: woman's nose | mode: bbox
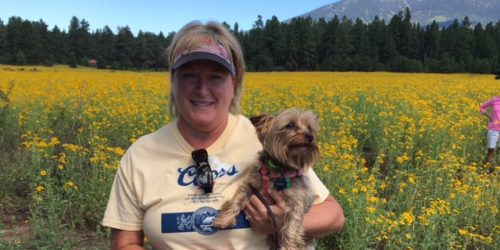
[195,77,210,93]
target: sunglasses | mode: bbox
[191,149,213,193]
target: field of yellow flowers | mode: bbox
[0,66,498,249]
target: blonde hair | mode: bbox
[166,21,245,117]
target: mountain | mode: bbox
[296,0,500,26]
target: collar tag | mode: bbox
[273,177,291,190]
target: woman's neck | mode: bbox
[177,118,228,150]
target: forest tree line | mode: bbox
[0,8,499,74]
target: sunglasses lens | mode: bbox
[197,166,212,186]
[191,149,213,193]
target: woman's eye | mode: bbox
[210,74,224,81]
[180,73,197,82]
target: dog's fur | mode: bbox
[212,108,321,250]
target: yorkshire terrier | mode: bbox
[212,108,321,250]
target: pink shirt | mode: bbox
[480,96,500,131]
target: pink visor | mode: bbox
[172,41,236,75]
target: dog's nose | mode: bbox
[306,134,314,143]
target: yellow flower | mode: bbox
[36,185,45,192]
[400,211,415,225]
[367,206,376,214]
[368,196,379,203]
[63,143,82,152]
[408,176,415,184]
[49,137,60,146]
[107,147,125,156]
[64,181,78,191]
[396,153,409,164]
[323,165,331,172]
[40,170,48,176]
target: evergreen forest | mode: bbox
[0,8,499,74]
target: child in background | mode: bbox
[479,96,500,170]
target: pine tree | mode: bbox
[317,15,339,70]
[15,51,27,65]
[264,16,287,70]
[332,17,354,71]
[114,26,135,69]
[68,52,77,68]
[422,21,440,60]
[0,18,7,63]
[244,15,272,71]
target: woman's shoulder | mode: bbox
[232,114,254,128]
[229,114,259,140]
[225,114,261,149]
[126,123,174,154]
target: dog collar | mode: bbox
[258,162,304,203]
[265,158,281,171]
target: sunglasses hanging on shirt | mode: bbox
[191,149,214,194]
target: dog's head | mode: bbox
[250,109,320,170]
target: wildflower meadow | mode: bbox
[0,66,498,249]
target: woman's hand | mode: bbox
[244,189,345,238]
[244,189,288,234]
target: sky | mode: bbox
[0,0,339,35]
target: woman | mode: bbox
[480,96,500,167]
[102,20,344,249]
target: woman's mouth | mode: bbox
[191,100,214,107]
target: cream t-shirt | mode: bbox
[102,114,330,250]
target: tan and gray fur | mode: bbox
[212,108,321,250]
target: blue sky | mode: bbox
[0,0,339,35]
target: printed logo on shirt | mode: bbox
[161,207,250,235]
[177,156,239,187]
[192,207,219,235]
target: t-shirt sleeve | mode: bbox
[101,150,144,231]
[304,167,330,205]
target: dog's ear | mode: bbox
[250,114,273,141]
[250,114,271,127]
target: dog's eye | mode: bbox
[286,122,295,129]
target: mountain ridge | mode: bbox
[295,0,500,26]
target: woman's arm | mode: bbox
[302,195,345,238]
[111,229,145,250]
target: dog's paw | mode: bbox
[212,215,237,229]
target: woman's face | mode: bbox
[173,60,235,134]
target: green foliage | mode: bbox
[68,52,77,68]
[79,56,89,67]
[1,11,500,73]
[96,55,107,69]
[15,51,27,65]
